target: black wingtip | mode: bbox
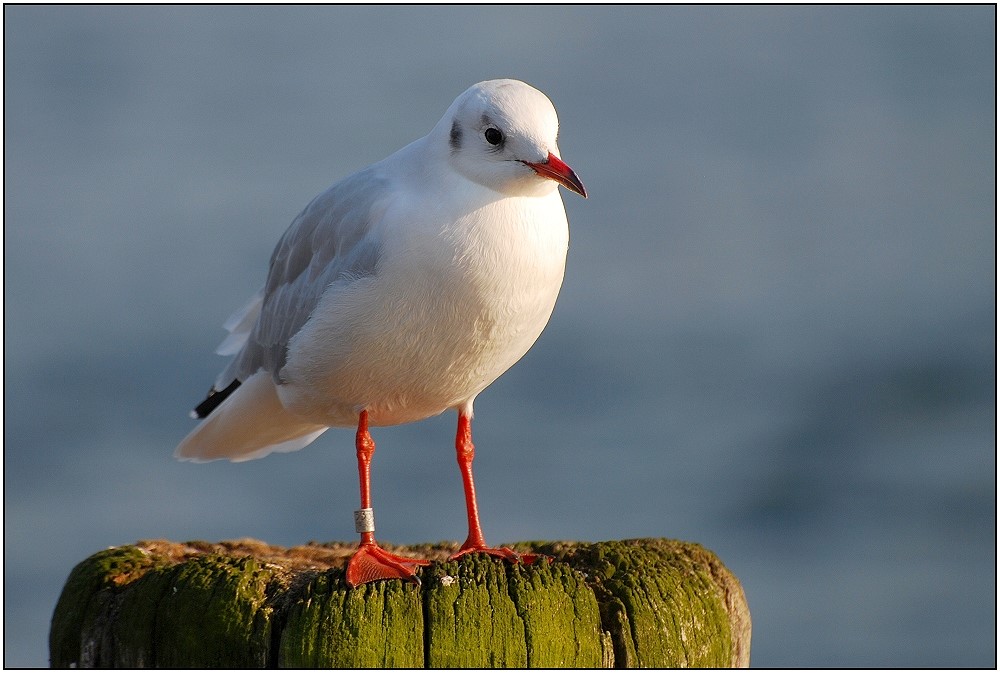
[191,379,242,419]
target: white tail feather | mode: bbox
[175,371,327,462]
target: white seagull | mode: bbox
[176,79,587,587]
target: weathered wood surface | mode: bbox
[50,538,751,668]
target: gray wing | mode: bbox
[215,167,389,389]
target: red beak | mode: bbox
[523,152,588,198]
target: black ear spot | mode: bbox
[450,120,463,151]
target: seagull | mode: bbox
[175,79,587,587]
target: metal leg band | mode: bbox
[354,508,375,533]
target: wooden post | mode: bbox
[50,538,751,668]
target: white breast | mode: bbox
[277,183,569,427]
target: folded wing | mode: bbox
[177,167,390,460]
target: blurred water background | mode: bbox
[4,6,995,667]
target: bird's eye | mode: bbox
[484,128,504,146]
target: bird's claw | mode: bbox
[449,544,551,565]
[346,543,431,588]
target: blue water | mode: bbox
[4,6,995,667]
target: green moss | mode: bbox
[570,540,734,667]
[48,546,160,667]
[146,555,275,668]
[424,555,528,667]
[50,539,747,668]
[104,563,174,667]
[506,560,604,667]
[279,568,423,667]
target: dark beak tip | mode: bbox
[566,172,588,199]
[528,153,588,199]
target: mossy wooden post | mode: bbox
[50,538,751,668]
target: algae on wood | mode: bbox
[49,546,161,668]
[133,555,275,668]
[505,557,606,667]
[279,568,424,667]
[423,555,528,667]
[50,549,277,668]
[560,540,733,667]
[51,538,750,668]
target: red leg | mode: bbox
[449,412,545,565]
[345,410,429,588]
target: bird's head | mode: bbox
[437,79,587,199]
